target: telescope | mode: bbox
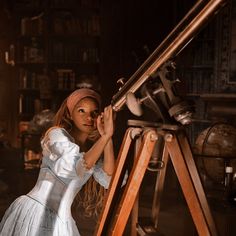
[111,0,227,125]
[95,1,229,236]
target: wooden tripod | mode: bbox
[94,121,218,236]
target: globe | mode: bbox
[193,123,236,185]
[24,109,55,154]
[28,109,55,134]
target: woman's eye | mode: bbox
[78,108,85,113]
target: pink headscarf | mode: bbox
[66,88,102,115]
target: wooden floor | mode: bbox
[1,147,236,236]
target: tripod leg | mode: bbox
[94,127,142,236]
[108,129,158,236]
[152,144,169,228]
[131,135,142,236]
[134,134,169,235]
[165,132,218,236]
[178,132,218,235]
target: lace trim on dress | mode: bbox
[76,155,94,179]
[93,164,112,189]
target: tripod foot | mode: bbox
[137,217,165,236]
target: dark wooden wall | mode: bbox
[0,2,18,146]
[100,0,195,104]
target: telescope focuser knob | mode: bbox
[173,78,181,84]
[117,77,126,90]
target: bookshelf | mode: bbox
[6,0,102,167]
[176,19,217,145]
[177,0,236,145]
[8,0,101,120]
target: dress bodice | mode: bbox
[27,167,87,220]
[27,127,111,220]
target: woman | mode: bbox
[0,88,115,236]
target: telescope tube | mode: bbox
[111,0,227,112]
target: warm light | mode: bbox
[5,45,15,66]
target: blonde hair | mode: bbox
[53,99,72,130]
[53,96,106,218]
[53,97,100,141]
[73,178,107,218]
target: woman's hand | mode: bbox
[97,105,114,138]
[82,105,115,170]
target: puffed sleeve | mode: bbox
[41,128,94,181]
[93,160,112,189]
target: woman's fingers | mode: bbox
[104,105,112,120]
[97,114,105,136]
[102,105,114,137]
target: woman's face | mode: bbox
[71,97,99,134]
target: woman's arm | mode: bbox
[103,138,115,175]
[79,105,114,170]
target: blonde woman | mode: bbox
[0,88,115,236]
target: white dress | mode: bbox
[0,128,111,236]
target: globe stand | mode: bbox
[196,153,236,210]
[94,120,218,236]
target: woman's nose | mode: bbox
[86,113,94,121]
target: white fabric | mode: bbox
[0,128,111,236]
